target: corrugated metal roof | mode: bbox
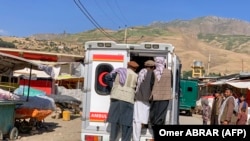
[0,52,40,71]
[0,48,84,62]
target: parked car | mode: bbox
[179,79,199,116]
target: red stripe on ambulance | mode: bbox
[93,54,124,62]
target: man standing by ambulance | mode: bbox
[133,60,155,141]
[149,57,172,126]
[106,61,139,141]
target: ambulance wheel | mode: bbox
[9,127,18,140]
[0,130,3,140]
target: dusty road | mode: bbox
[14,114,82,141]
[179,114,203,125]
[5,114,202,141]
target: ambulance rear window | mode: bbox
[95,63,113,95]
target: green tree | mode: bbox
[208,72,221,77]
[0,40,16,48]
[182,70,192,79]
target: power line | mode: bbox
[73,0,119,42]
[76,0,117,41]
[105,0,126,26]
[114,0,130,25]
[93,0,119,28]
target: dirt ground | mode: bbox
[2,113,204,141]
[7,114,82,141]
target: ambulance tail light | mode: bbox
[85,135,103,141]
[146,139,154,141]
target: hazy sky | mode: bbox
[1,0,249,37]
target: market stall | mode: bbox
[0,52,56,139]
[206,74,250,106]
[13,68,53,95]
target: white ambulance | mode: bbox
[81,41,182,141]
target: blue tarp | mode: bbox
[13,85,46,96]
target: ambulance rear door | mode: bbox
[82,41,129,134]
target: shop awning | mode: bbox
[208,78,236,85]
[0,52,41,75]
[208,78,250,89]
[13,68,51,78]
[226,81,250,89]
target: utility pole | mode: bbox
[124,25,127,44]
[242,59,244,72]
[207,53,211,76]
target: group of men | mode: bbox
[209,88,249,125]
[105,57,172,141]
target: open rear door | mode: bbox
[82,41,129,140]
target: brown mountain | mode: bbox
[1,16,250,75]
[157,16,250,35]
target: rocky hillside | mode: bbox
[158,16,250,35]
[1,16,250,74]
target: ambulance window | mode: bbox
[95,63,113,95]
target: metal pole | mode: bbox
[23,79,25,96]
[124,25,127,44]
[207,53,210,76]
[26,64,33,102]
[242,59,244,72]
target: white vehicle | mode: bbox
[81,41,182,141]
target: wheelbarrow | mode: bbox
[15,108,53,134]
